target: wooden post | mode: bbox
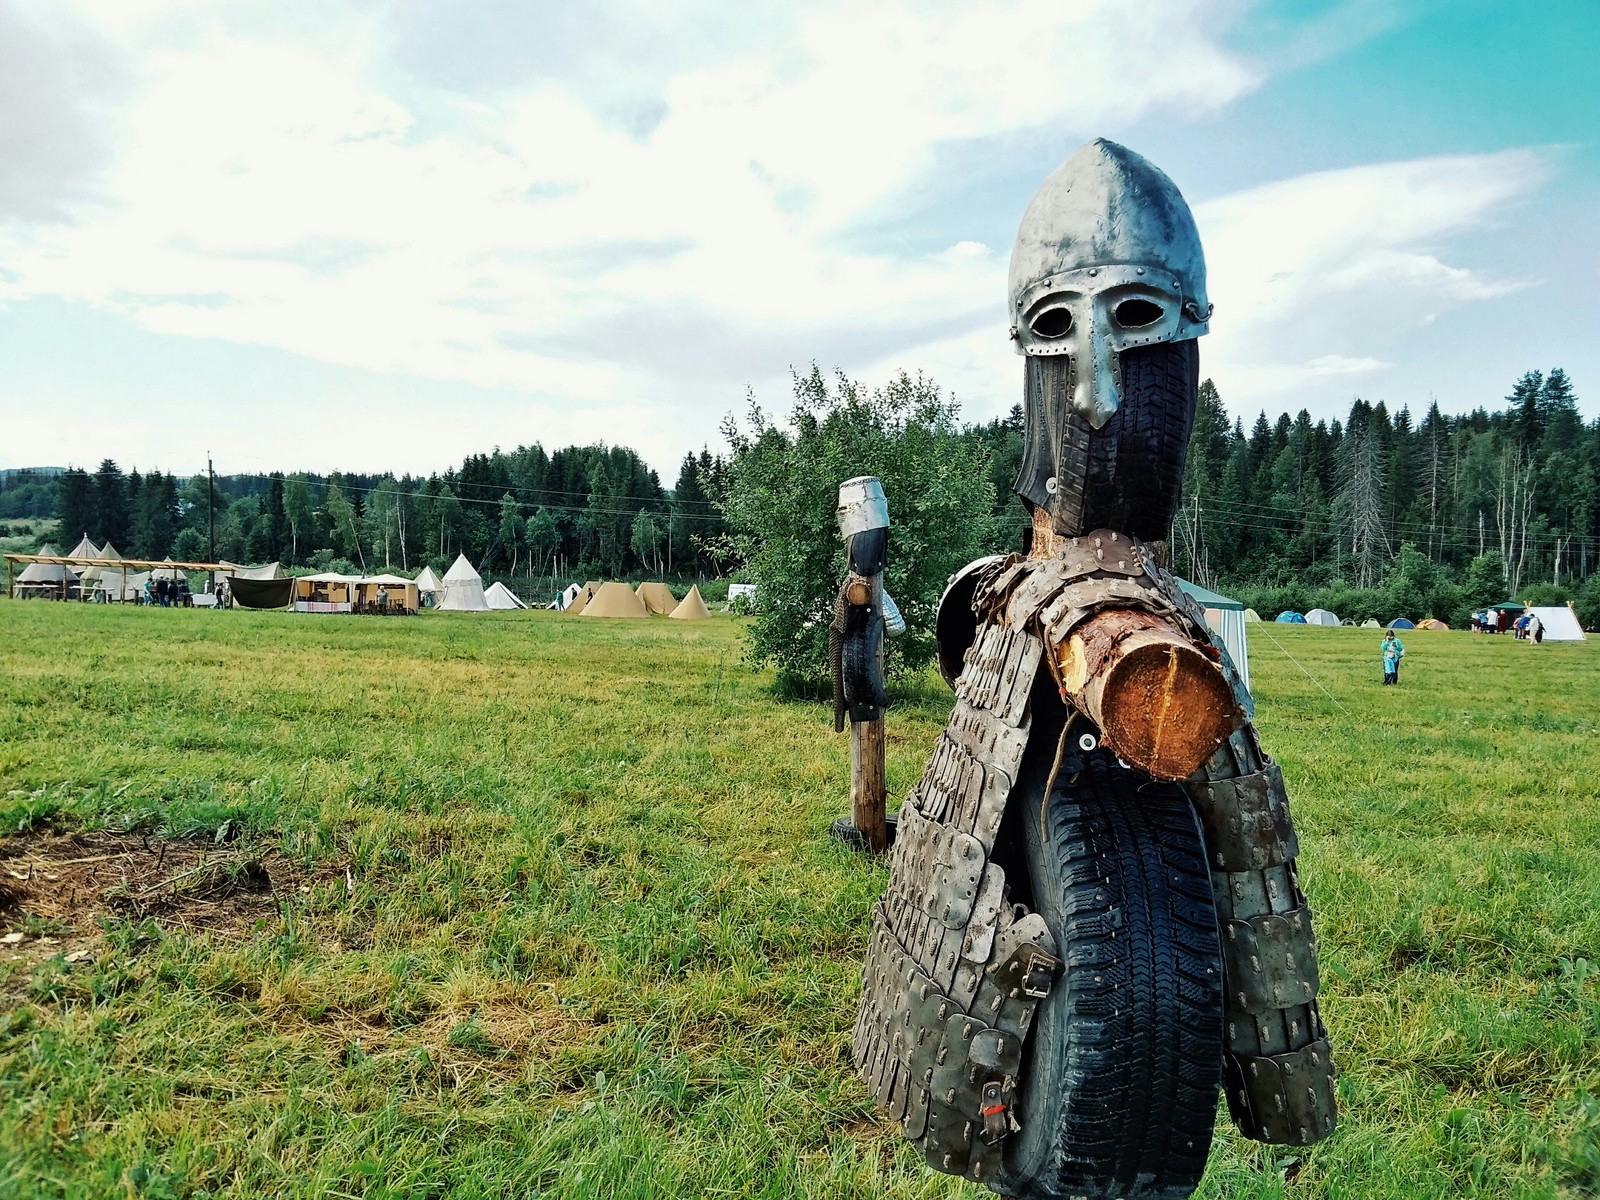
[1051,607,1243,781]
[850,716,888,853]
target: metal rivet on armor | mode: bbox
[1311,1051,1320,1065]
[945,1089,956,1104]
[1285,953,1295,969]
[924,1067,933,1083]
[1094,975,1102,983]
[1284,1062,1296,1076]
[936,1047,948,1064]
[1249,1063,1260,1077]
[1275,1096,1286,1111]
[1088,267,1098,276]
[963,1021,973,1038]
[1291,1021,1300,1037]
[1238,992,1248,1005]
[1228,1023,1236,1040]
[1250,955,1261,972]
[1226,926,1236,941]
[1302,982,1312,997]
[991,996,1002,1011]
[1045,475,1058,494]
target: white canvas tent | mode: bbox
[1304,608,1341,627]
[1529,606,1585,641]
[414,565,445,600]
[484,580,527,610]
[438,554,489,611]
[1177,579,1251,693]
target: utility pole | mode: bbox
[207,453,216,593]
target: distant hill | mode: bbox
[1,467,65,482]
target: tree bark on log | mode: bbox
[1050,607,1241,781]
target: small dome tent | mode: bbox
[1416,618,1450,631]
[1242,608,1261,623]
[1275,611,1307,624]
[1387,618,1416,630]
[1361,619,1380,629]
[1304,608,1340,627]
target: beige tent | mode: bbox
[566,580,601,616]
[1417,618,1450,631]
[438,554,489,611]
[484,580,527,610]
[580,581,649,618]
[16,544,78,595]
[65,535,104,561]
[668,584,710,620]
[1361,618,1380,628]
[636,581,678,614]
[1242,608,1261,623]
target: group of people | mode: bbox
[142,576,191,606]
[1513,611,1546,643]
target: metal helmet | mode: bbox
[1008,139,1211,430]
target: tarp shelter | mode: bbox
[220,561,285,581]
[1304,608,1340,627]
[668,585,711,620]
[1178,578,1250,693]
[292,572,418,612]
[636,581,678,615]
[1276,611,1307,624]
[558,582,582,611]
[1529,606,1585,641]
[233,576,295,609]
[1387,618,1416,630]
[1242,608,1261,623]
[15,544,78,597]
[438,555,489,611]
[414,566,444,604]
[484,581,527,610]
[1417,619,1450,631]
[580,581,649,618]
[1361,619,1380,628]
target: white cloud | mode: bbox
[0,2,1559,474]
[1194,150,1549,413]
[0,0,1261,473]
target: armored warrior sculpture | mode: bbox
[851,140,1337,1200]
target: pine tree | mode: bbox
[56,468,96,548]
[94,459,128,547]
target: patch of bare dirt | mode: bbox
[0,829,338,964]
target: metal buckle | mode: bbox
[1021,959,1054,999]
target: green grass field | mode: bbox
[1,600,1597,1199]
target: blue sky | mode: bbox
[1,0,1595,481]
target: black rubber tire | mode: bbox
[1018,339,1199,541]
[995,743,1224,1200]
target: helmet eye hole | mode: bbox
[1030,307,1073,339]
[1114,299,1164,328]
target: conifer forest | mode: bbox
[3,366,1597,628]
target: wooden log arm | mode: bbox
[1045,606,1243,782]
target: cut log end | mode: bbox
[1051,607,1243,781]
[1100,640,1238,780]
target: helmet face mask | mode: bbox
[1007,139,1211,538]
[1014,263,1190,430]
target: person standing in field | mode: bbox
[1529,612,1544,644]
[1382,630,1405,685]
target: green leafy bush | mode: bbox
[716,367,999,690]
